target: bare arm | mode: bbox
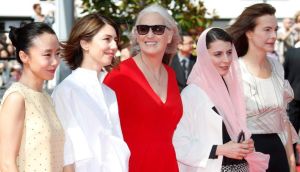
[63,164,75,172]
[285,122,296,172]
[0,92,25,172]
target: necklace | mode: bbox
[139,53,163,86]
[241,58,282,115]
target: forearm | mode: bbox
[63,164,75,172]
[0,160,19,172]
[285,122,296,172]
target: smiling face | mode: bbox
[135,13,173,57]
[81,24,118,69]
[23,33,60,81]
[207,40,233,76]
[246,14,278,54]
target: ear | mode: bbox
[19,51,29,64]
[245,30,253,40]
[80,39,89,51]
[167,30,174,44]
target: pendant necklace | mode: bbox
[139,53,163,86]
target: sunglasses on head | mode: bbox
[136,25,168,35]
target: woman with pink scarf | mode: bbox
[173,28,269,172]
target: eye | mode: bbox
[213,52,222,57]
[43,53,51,57]
[227,50,232,55]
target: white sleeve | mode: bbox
[52,87,93,165]
[173,86,222,168]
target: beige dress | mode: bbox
[1,82,64,172]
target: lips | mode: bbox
[47,69,56,74]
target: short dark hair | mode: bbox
[9,22,56,64]
[206,28,233,49]
[61,13,120,70]
[226,3,276,57]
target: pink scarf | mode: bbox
[187,28,269,172]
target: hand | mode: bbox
[216,140,254,160]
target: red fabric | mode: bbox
[104,58,182,172]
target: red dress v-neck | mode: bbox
[104,58,183,172]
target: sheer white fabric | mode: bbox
[52,68,130,172]
[238,57,298,144]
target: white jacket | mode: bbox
[173,84,224,172]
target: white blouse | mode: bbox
[239,57,298,144]
[52,68,130,172]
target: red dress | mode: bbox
[104,58,183,172]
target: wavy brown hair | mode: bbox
[226,3,276,57]
[61,13,120,71]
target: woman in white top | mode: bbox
[173,27,269,172]
[52,13,130,172]
[227,3,299,172]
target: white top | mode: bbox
[52,68,130,172]
[173,84,223,172]
[238,57,296,144]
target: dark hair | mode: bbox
[226,3,276,57]
[206,28,233,49]
[8,22,56,64]
[33,3,40,10]
[61,13,120,70]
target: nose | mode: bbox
[52,54,60,67]
[222,54,231,63]
[271,30,277,39]
[110,40,118,51]
[146,29,155,38]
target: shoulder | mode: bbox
[268,56,284,72]
[181,84,212,106]
[104,58,134,84]
[52,74,78,99]
[102,84,116,98]
[170,54,179,65]
[1,89,25,117]
[189,55,196,63]
[1,83,25,102]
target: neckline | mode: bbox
[15,82,45,94]
[130,58,170,104]
[240,58,273,81]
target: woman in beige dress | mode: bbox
[0,22,64,172]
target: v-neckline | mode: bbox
[131,58,170,104]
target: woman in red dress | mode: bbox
[104,3,182,172]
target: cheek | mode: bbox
[211,57,220,68]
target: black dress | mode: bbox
[209,106,248,172]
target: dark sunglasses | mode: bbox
[136,25,168,35]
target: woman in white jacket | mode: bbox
[52,13,130,172]
[173,28,269,172]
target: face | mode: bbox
[81,24,118,69]
[0,50,8,58]
[23,33,60,81]
[208,40,233,76]
[296,15,300,23]
[135,13,173,56]
[283,18,293,30]
[34,5,42,14]
[178,35,194,55]
[246,15,278,53]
